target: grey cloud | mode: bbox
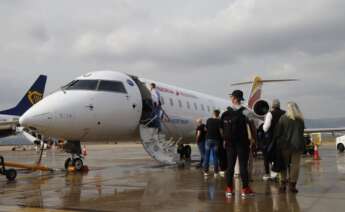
[0,0,345,118]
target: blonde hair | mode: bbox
[286,102,304,120]
[196,118,203,124]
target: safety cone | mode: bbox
[313,144,321,160]
[82,145,88,156]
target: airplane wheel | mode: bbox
[338,144,345,153]
[64,158,74,170]
[6,169,17,181]
[74,158,84,171]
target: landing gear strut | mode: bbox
[63,141,87,172]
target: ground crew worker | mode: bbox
[222,90,255,197]
[262,99,286,180]
[196,119,206,168]
[150,83,161,129]
[203,110,222,177]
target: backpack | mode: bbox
[223,107,249,145]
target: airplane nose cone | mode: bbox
[19,93,56,130]
[19,109,52,129]
[19,113,31,127]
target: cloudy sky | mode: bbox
[1,0,344,118]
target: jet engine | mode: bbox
[253,100,270,117]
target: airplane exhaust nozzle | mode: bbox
[253,100,270,117]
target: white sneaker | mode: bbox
[214,173,219,178]
[219,171,225,177]
[270,171,278,179]
[203,171,209,176]
[262,174,271,181]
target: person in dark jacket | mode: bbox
[203,110,222,177]
[274,102,305,193]
[222,90,255,197]
[262,99,286,180]
[196,119,206,168]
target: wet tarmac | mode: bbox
[0,143,345,212]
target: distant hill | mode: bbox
[305,118,345,128]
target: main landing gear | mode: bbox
[63,141,88,172]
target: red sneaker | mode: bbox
[241,187,255,197]
[225,186,234,197]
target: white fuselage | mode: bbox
[19,71,229,142]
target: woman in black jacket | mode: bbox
[274,102,305,193]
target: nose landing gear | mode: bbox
[64,156,84,171]
[63,141,88,172]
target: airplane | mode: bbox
[18,71,345,171]
[18,71,287,170]
[0,75,47,139]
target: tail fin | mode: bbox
[232,76,298,109]
[0,75,47,116]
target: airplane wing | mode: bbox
[305,128,345,134]
[0,120,18,130]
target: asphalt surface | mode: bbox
[0,143,344,212]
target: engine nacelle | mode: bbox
[253,100,270,117]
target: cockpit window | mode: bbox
[98,80,127,93]
[65,80,98,91]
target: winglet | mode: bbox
[0,75,47,116]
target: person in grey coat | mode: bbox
[274,102,305,193]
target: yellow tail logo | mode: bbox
[27,91,43,105]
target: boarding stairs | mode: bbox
[139,114,183,165]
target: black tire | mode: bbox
[338,144,345,153]
[184,145,192,160]
[64,158,73,170]
[11,147,16,151]
[6,169,17,181]
[74,158,84,171]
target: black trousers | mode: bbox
[226,144,250,188]
[218,142,227,171]
[263,151,270,175]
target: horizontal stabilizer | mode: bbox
[231,79,299,86]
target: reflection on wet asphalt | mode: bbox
[0,144,345,212]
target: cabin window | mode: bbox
[98,80,127,93]
[207,105,211,112]
[178,100,183,108]
[65,80,98,91]
[194,102,198,110]
[186,101,191,109]
[160,97,165,105]
[201,104,205,111]
[169,98,174,107]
